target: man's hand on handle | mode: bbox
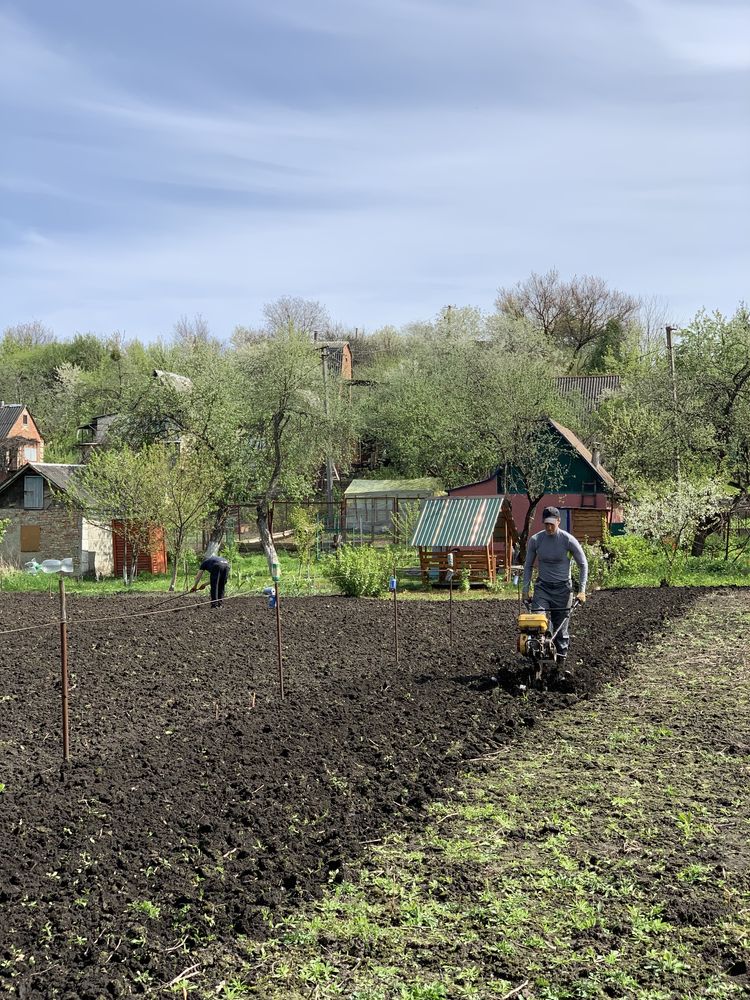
[576,591,586,603]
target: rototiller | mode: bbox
[516,598,581,690]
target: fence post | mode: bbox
[59,576,70,762]
[390,568,399,664]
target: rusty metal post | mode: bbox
[447,551,454,646]
[274,580,284,699]
[390,568,399,664]
[59,576,70,761]
[269,558,284,699]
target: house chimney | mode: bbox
[591,443,601,469]
[313,330,318,342]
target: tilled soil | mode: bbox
[0,588,702,997]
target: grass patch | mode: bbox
[212,592,750,998]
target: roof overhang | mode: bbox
[411,495,513,548]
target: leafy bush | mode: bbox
[322,544,390,597]
[625,480,723,584]
[580,541,612,590]
[607,533,657,579]
[288,506,321,579]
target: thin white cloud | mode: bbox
[0,1,746,339]
[629,0,750,70]
[0,10,83,105]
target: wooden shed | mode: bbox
[411,496,518,586]
[112,522,168,577]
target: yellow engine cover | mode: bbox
[517,611,548,633]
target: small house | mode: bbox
[0,403,44,482]
[411,495,517,586]
[76,413,118,462]
[313,339,353,381]
[449,419,622,543]
[0,463,114,577]
[342,478,442,542]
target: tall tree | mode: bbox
[676,308,750,553]
[496,270,639,372]
[119,333,353,568]
[262,296,331,338]
[67,446,167,585]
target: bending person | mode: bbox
[522,506,588,672]
[191,554,231,608]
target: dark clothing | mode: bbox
[200,556,230,608]
[531,579,573,656]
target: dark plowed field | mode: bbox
[0,588,700,997]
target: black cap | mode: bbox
[542,506,561,523]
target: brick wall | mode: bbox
[0,508,85,573]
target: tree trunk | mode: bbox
[254,411,288,573]
[168,534,182,592]
[256,498,279,571]
[690,512,724,557]
[204,504,229,558]
[517,494,543,564]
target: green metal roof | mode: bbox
[344,477,442,498]
[411,496,506,548]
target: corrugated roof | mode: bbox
[555,375,622,412]
[0,404,24,439]
[345,477,442,498]
[29,463,82,492]
[411,496,506,548]
[549,419,616,489]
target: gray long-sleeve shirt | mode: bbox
[523,528,588,592]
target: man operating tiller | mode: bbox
[522,506,588,676]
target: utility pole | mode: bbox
[320,344,335,522]
[665,325,681,485]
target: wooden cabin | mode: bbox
[449,419,623,543]
[411,496,518,586]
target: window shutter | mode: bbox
[20,525,41,551]
[23,475,44,509]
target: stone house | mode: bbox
[0,462,114,577]
[0,403,45,483]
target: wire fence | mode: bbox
[215,497,425,554]
[0,586,260,636]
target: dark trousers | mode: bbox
[210,566,229,607]
[532,580,573,655]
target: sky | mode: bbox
[0,0,748,341]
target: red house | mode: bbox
[449,419,622,544]
[0,403,44,483]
